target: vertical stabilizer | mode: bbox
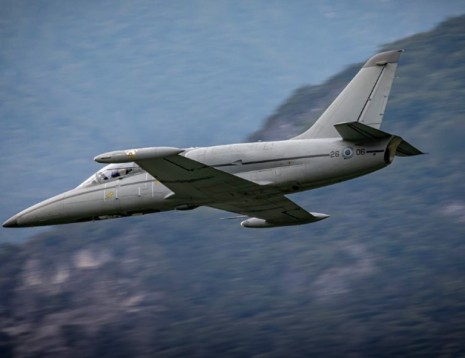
[293,50,403,140]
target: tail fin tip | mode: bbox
[363,49,404,68]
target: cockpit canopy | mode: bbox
[78,163,142,188]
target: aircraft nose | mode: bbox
[3,193,68,228]
[2,215,19,228]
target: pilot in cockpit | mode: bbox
[78,163,140,188]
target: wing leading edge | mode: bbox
[95,149,329,228]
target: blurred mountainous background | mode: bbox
[1,1,465,357]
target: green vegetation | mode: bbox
[1,15,465,357]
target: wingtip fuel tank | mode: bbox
[95,147,183,163]
[241,213,330,228]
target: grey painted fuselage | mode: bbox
[6,138,389,227]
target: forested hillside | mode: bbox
[1,16,464,358]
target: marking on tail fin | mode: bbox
[356,65,386,124]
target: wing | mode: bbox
[136,152,280,201]
[209,197,329,228]
[95,148,328,227]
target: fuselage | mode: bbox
[3,137,392,228]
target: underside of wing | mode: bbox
[210,198,329,228]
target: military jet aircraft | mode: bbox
[3,50,423,229]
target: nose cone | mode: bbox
[3,216,19,228]
[3,193,67,228]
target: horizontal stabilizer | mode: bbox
[335,121,424,157]
[334,121,391,141]
[396,140,424,156]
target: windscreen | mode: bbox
[78,163,141,188]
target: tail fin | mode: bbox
[293,50,403,140]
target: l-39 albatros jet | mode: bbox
[3,50,423,229]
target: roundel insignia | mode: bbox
[342,147,354,159]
